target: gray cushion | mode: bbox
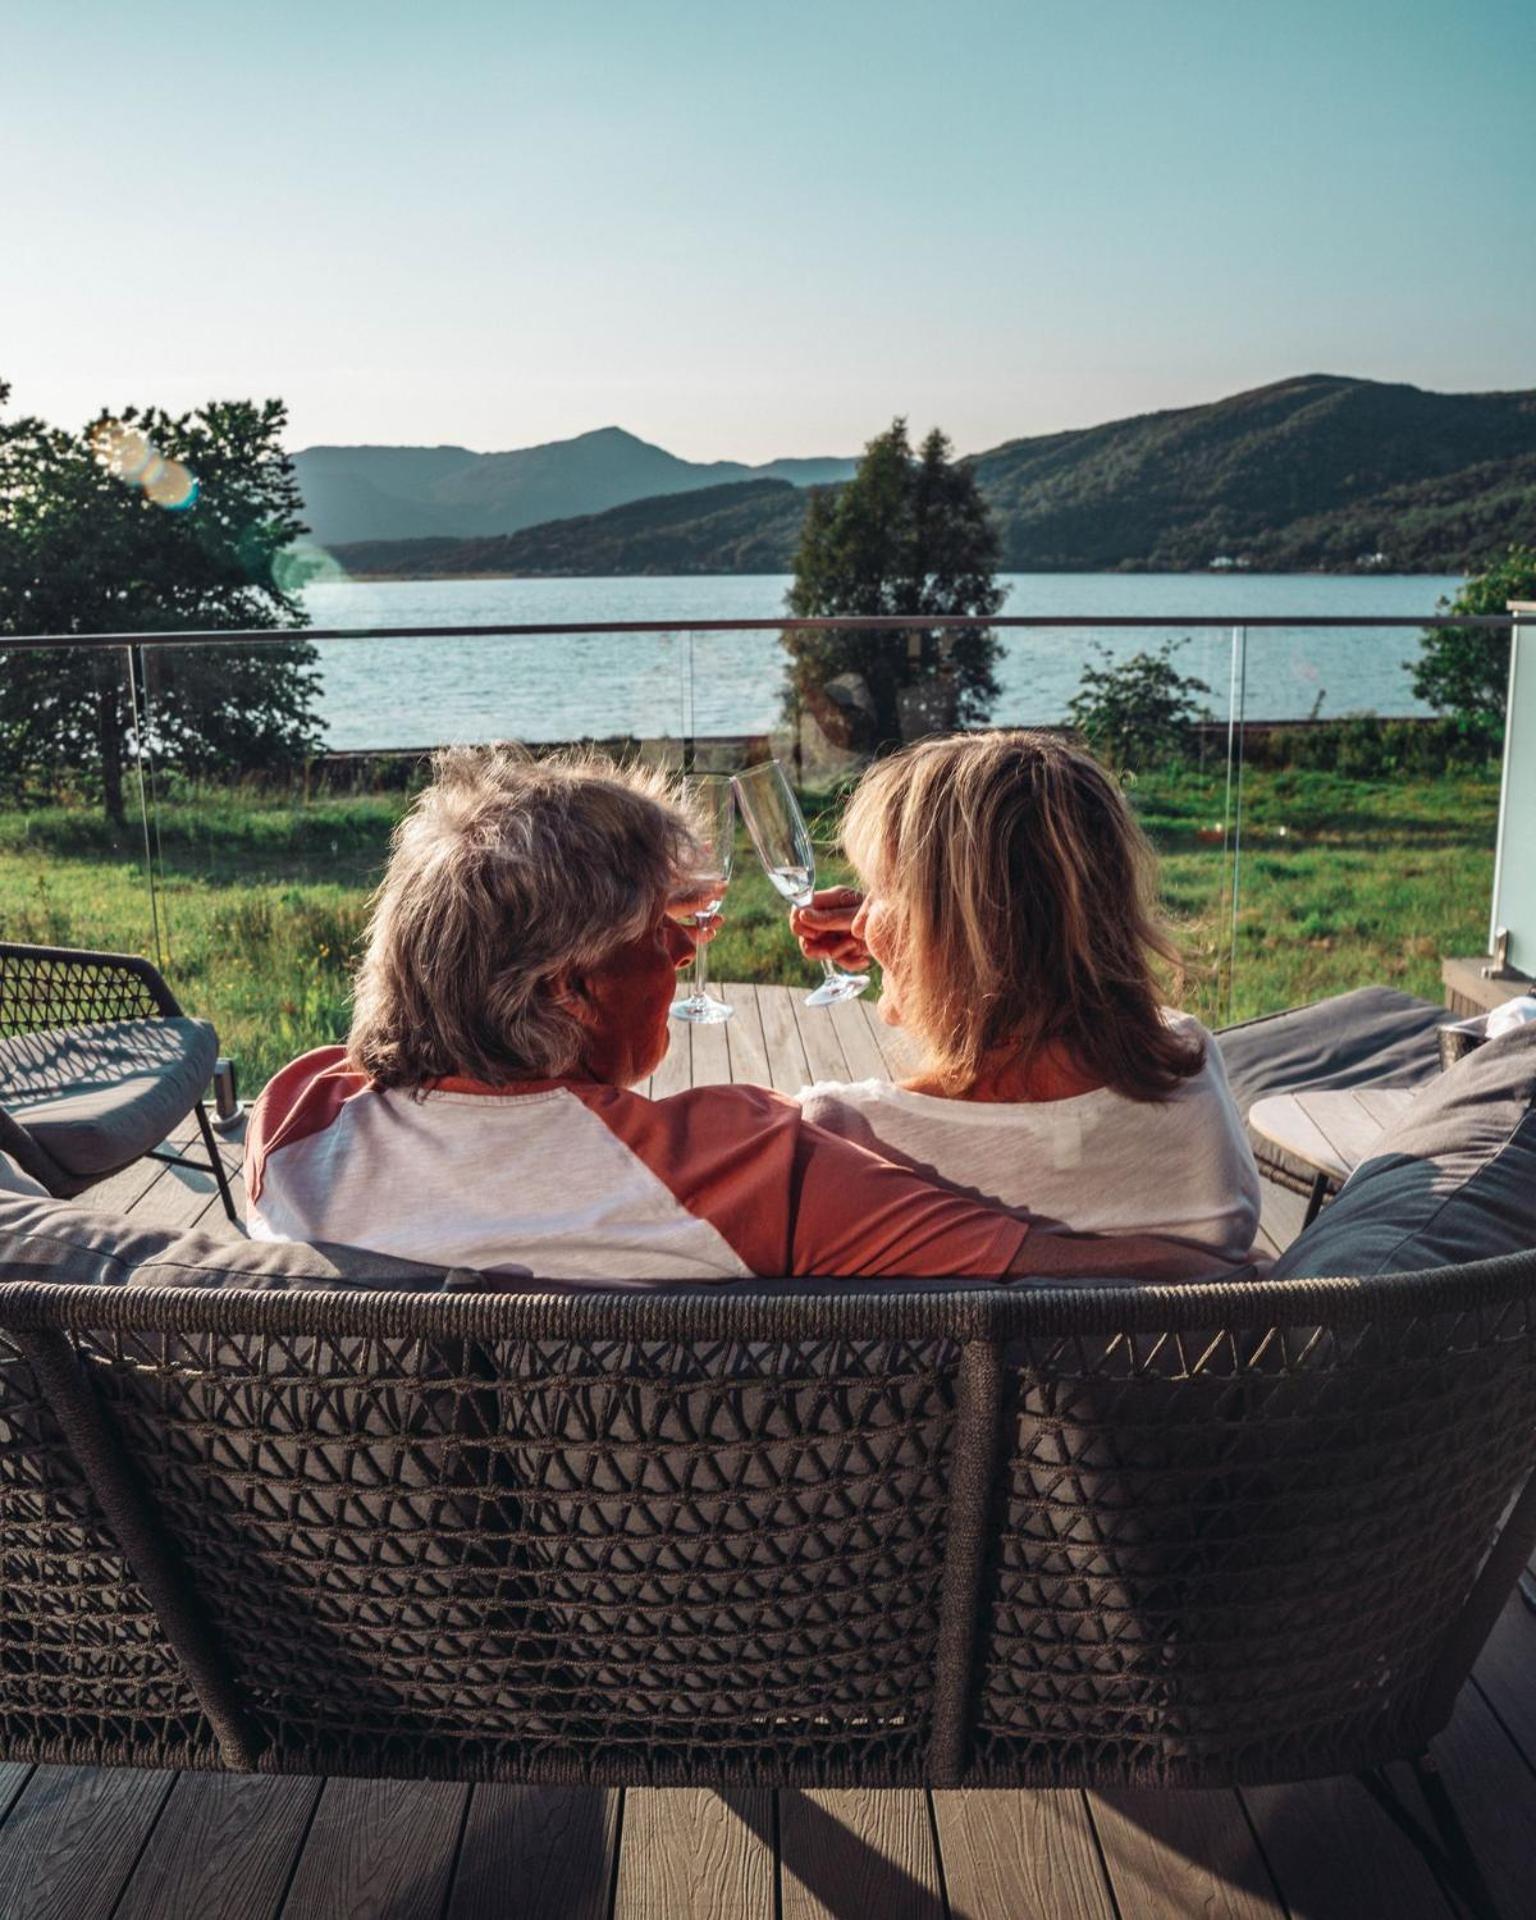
[0,1018,219,1182]
[1272,1026,1536,1278]
[0,1190,472,1293]
[1216,987,1445,1190]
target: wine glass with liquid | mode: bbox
[732,760,870,1008]
[670,773,735,1025]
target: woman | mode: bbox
[792,730,1261,1259]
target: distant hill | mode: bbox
[330,479,807,577]
[971,374,1536,570]
[293,428,855,544]
[318,376,1536,577]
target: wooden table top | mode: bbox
[1247,1086,1419,1183]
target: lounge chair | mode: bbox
[0,942,235,1222]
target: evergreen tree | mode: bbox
[782,420,1003,753]
[0,381,321,824]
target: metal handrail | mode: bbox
[0,612,1517,652]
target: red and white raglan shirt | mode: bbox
[246,1049,1029,1284]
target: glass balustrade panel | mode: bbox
[0,641,164,965]
[1225,616,1507,1023]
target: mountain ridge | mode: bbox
[293,426,856,543]
[316,375,1536,575]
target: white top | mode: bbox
[797,1015,1261,1260]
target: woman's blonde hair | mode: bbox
[841,730,1204,1100]
[348,744,699,1089]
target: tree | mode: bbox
[1412,546,1532,747]
[0,381,321,824]
[1066,640,1213,771]
[782,420,1003,754]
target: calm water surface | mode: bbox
[302,573,1462,749]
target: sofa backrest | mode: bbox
[2,1203,1534,1790]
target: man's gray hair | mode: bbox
[348,745,701,1088]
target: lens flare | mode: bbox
[274,541,349,591]
[143,459,197,510]
[91,421,153,481]
[91,420,199,510]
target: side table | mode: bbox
[1247,1087,1419,1227]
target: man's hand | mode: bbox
[668,898,724,947]
[789,886,871,971]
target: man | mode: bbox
[249,746,1227,1285]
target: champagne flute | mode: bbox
[732,760,869,1008]
[670,773,734,1025]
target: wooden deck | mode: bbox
[5,982,1536,1919]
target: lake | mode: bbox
[302,572,1463,750]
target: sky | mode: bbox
[4,0,1533,463]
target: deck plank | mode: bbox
[788,987,853,1088]
[279,1777,469,1920]
[1407,1679,1536,1920]
[1257,1175,1312,1253]
[614,1788,774,1920]
[932,1787,1115,1920]
[1471,1591,1536,1766]
[1240,1774,1453,1919]
[688,1009,733,1090]
[0,1763,33,1827]
[1089,1787,1285,1919]
[721,982,773,1087]
[113,1133,231,1233]
[755,985,811,1095]
[186,1117,248,1239]
[446,1785,618,1920]
[826,993,889,1083]
[649,1020,693,1102]
[0,1765,174,1920]
[113,1772,321,1920]
[779,1788,944,1920]
[77,1111,204,1217]
[856,994,918,1080]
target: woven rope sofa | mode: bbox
[0,1218,1533,1799]
[0,1021,1533,1917]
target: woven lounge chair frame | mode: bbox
[0,1252,1533,1801]
[0,941,237,1223]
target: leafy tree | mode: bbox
[782,420,1003,753]
[1066,640,1213,771]
[0,380,321,824]
[1412,545,1533,747]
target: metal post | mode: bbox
[124,645,165,972]
[1226,625,1249,1022]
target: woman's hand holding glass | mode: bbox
[789,887,872,972]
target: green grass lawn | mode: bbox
[0,765,1499,1094]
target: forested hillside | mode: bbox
[326,376,1536,576]
[330,480,806,576]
